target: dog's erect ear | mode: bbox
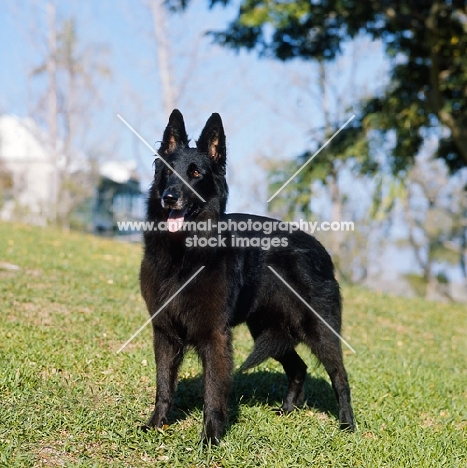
[159,109,189,155]
[197,113,226,164]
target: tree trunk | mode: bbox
[149,0,177,115]
[47,2,58,224]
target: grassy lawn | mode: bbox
[0,222,466,467]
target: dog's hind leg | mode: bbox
[275,350,307,413]
[242,326,306,413]
[198,329,233,445]
[144,328,185,430]
[306,332,355,431]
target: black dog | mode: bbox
[140,110,354,444]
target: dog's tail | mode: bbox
[240,332,294,371]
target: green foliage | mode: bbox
[391,154,467,297]
[207,0,375,60]
[403,272,450,298]
[404,273,430,298]
[369,175,406,221]
[1,222,466,466]
[171,0,467,173]
[268,119,375,218]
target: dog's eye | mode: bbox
[191,169,200,178]
[166,168,172,175]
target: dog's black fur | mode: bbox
[140,110,354,444]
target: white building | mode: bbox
[0,114,143,230]
[0,115,58,225]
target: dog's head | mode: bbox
[148,110,228,232]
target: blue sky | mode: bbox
[0,0,388,215]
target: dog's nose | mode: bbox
[162,190,179,205]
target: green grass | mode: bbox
[0,222,466,467]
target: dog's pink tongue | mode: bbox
[167,209,186,232]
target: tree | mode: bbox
[29,3,110,227]
[146,0,178,114]
[170,0,467,174]
[399,154,467,298]
[264,52,379,282]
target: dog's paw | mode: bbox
[140,424,152,432]
[140,422,170,433]
[273,405,296,415]
[202,434,221,446]
[280,403,294,413]
[202,415,224,445]
[339,407,355,431]
[339,421,355,432]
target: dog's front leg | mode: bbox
[144,328,184,430]
[198,329,233,445]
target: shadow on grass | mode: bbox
[168,370,338,430]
